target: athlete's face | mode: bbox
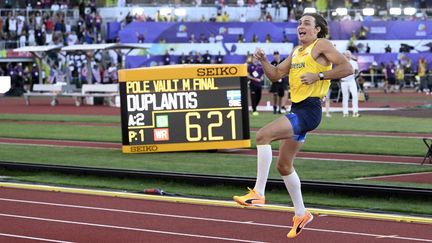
[297,15,320,44]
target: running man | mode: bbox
[233,12,353,238]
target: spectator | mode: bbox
[265,33,272,43]
[19,32,26,47]
[248,55,264,116]
[199,33,207,43]
[418,56,429,94]
[215,51,224,64]
[222,11,230,22]
[384,61,397,93]
[358,25,368,39]
[347,31,358,53]
[189,33,196,43]
[365,43,370,53]
[341,50,360,117]
[208,33,216,43]
[137,32,145,43]
[200,15,207,22]
[252,34,259,43]
[396,62,405,92]
[269,51,285,114]
[426,70,432,94]
[385,44,391,53]
[215,33,223,43]
[178,53,187,64]
[354,12,364,21]
[163,50,171,65]
[237,34,245,43]
[67,30,78,46]
[265,12,273,22]
[28,28,36,46]
[203,50,212,64]
[274,0,281,19]
[239,13,246,22]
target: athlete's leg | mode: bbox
[277,139,305,216]
[234,116,294,205]
[253,116,295,196]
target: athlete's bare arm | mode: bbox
[254,48,293,83]
[300,39,353,85]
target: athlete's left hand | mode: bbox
[300,72,319,85]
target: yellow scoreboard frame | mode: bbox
[118,64,251,153]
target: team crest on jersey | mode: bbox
[292,62,305,69]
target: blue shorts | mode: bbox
[285,97,322,142]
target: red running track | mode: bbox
[0,187,431,243]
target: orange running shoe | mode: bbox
[287,210,314,238]
[233,187,265,206]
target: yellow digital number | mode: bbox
[207,111,223,141]
[227,110,236,139]
[185,110,237,142]
[185,112,202,141]
[138,129,144,141]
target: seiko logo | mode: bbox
[197,67,238,76]
[131,145,158,152]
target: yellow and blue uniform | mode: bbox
[286,39,332,142]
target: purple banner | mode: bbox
[329,20,432,40]
[126,53,432,71]
[356,53,432,71]
[114,22,298,44]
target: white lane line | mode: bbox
[357,171,432,180]
[0,232,75,243]
[0,213,264,243]
[376,234,399,239]
[1,197,432,242]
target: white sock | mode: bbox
[282,171,306,216]
[253,144,272,196]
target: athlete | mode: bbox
[233,12,353,238]
[341,50,360,117]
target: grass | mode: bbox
[0,112,431,215]
[0,121,425,156]
[1,144,431,189]
[251,113,432,133]
[1,113,431,134]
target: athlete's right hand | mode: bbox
[254,48,266,62]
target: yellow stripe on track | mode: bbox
[1,182,431,224]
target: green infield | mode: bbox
[0,112,431,215]
[1,144,431,189]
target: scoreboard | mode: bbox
[118,64,251,153]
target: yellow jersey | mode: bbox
[289,39,332,103]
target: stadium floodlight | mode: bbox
[362,8,375,16]
[389,7,401,15]
[403,7,416,15]
[174,8,187,17]
[159,7,172,16]
[335,8,348,16]
[303,7,316,14]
